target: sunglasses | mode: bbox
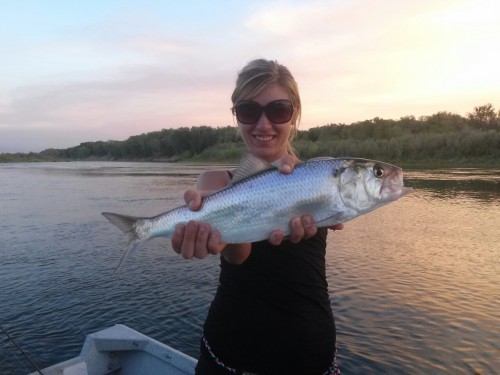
[232,99,294,125]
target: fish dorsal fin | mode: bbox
[307,156,335,162]
[231,152,275,184]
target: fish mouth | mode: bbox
[381,182,413,200]
[380,167,413,200]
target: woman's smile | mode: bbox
[253,135,275,142]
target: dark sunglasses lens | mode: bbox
[235,100,293,124]
[266,100,293,124]
[236,102,262,124]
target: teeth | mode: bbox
[255,136,273,142]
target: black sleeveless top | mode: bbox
[202,228,335,374]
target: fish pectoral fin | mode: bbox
[230,152,275,183]
[311,212,346,228]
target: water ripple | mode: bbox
[0,162,498,374]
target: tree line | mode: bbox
[2,103,499,166]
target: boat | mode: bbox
[29,324,197,375]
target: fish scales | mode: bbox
[144,158,342,244]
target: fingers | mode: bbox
[268,215,318,245]
[171,221,197,259]
[194,222,211,258]
[289,216,304,243]
[269,229,285,246]
[270,214,318,245]
[173,187,224,258]
[302,215,318,239]
[290,215,317,243]
[171,221,224,259]
[184,189,202,211]
[171,224,186,255]
[329,223,344,231]
[277,154,298,174]
[207,230,225,255]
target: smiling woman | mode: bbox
[169,59,344,375]
[229,59,302,162]
[233,84,296,162]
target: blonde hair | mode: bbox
[231,59,301,157]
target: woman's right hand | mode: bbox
[171,188,252,264]
[171,189,226,259]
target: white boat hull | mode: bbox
[29,324,197,375]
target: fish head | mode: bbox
[338,159,412,213]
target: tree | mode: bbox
[467,103,498,127]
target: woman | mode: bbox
[172,59,342,374]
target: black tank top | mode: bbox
[202,228,335,374]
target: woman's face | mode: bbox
[236,84,295,163]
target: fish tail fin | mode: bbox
[102,212,148,274]
[113,237,145,274]
[102,212,140,233]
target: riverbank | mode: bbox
[2,154,500,169]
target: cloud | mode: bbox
[1,0,499,152]
[239,0,500,125]
[0,59,236,152]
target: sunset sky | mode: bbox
[1,0,499,152]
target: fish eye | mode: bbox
[373,166,385,178]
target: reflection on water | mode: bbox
[405,168,500,202]
[328,172,500,373]
[0,162,498,374]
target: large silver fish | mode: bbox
[103,157,412,270]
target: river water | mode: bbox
[0,162,498,374]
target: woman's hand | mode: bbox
[171,189,226,259]
[268,155,344,245]
[172,171,251,264]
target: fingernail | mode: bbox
[283,163,291,173]
[187,221,197,231]
[212,231,220,243]
[305,216,316,227]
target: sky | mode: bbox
[1,0,500,153]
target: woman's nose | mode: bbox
[254,111,273,129]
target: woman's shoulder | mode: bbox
[196,169,232,190]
